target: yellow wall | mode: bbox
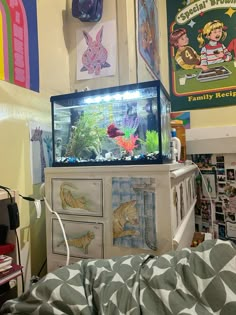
[186,106,236,128]
[0,0,70,285]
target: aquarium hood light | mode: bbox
[55,90,142,110]
[84,90,141,104]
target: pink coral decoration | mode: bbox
[115,135,139,153]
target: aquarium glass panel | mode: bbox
[51,80,171,166]
[160,87,171,157]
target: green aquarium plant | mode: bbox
[66,112,106,159]
[145,130,159,153]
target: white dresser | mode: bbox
[45,164,197,272]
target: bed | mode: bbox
[1,239,236,314]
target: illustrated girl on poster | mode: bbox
[167,2,236,111]
[197,20,232,67]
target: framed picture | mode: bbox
[179,181,186,220]
[201,170,217,199]
[52,219,104,259]
[52,179,103,216]
[190,173,196,202]
[200,200,212,224]
[76,20,117,80]
[171,186,179,230]
[226,169,236,181]
[226,221,236,240]
[137,0,160,79]
[218,224,226,240]
[184,177,191,210]
[112,177,157,250]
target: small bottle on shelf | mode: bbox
[171,128,181,162]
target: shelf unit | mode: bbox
[0,189,21,305]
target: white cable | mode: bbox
[190,161,215,239]
[43,197,70,266]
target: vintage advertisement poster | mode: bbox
[167,1,236,111]
[0,0,39,91]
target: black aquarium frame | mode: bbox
[50,80,171,167]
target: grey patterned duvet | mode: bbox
[1,239,236,314]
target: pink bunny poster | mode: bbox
[76,20,117,80]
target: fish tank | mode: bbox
[50,80,172,167]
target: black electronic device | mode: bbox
[7,203,20,230]
[0,185,20,230]
[0,224,8,244]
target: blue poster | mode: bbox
[137,0,159,79]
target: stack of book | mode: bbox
[0,255,23,286]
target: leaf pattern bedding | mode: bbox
[1,240,236,315]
